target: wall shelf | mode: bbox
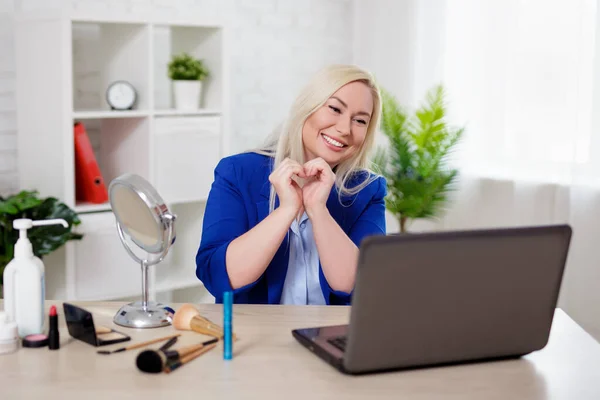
[74,202,112,214]
[73,110,151,119]
[16,13,230,302]
[154,109,221,117]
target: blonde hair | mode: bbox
[253,64,382,212]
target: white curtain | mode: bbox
[443,0,598,184]
[360,0,600,341]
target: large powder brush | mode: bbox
[136,338,218,373]
[172,303,237,340]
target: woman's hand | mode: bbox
[269,158,306,215]
[302,157,336,219]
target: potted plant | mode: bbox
[167,52,209,110]
[0,190,83,292]
[373,85,464,233]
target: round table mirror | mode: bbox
[108,173,176,328]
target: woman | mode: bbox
[196,64,387,305]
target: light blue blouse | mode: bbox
[280,212,326,305]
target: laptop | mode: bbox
[292,224,572,375]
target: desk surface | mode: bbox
[0,302,599,399]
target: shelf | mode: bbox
[17,16,228,302]
[75,202,112,213]
[72,109,220,119]
[73,110,150,119]
[69,16,225,28]
[154,109,221,117]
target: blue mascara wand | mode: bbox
[223,291,233,360]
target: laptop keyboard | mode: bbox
[327,336,347,352]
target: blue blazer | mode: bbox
[195,152,387,305]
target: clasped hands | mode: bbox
[268,157,335,219]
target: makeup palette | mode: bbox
[95,330,130,343]
[63,303,130,347]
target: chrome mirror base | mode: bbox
[113,301,173,329]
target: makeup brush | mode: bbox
[97,333,181,355]
[156,336,179,352]
[173,303,237,340]
[164,342,218,374]
[136,337,219,373]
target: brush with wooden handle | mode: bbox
[97,333,181,355]
[164,342,218,374]
[173,303,237,340]
[136,337,219,373]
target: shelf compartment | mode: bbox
[154,201,206,293]
[72,21,151,112]
[72,117,150,210]
[72,211,143,300]
[153,24,224,111]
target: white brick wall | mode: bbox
[0,0,353,195]
[0,2,16,196]
[231,0,353,152]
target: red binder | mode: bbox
[74,122,108,204]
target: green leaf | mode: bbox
[0,190,43,215]
[380,88,408,141]
[0,191,84,284]
[0,202,18,215]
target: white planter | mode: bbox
[173,80,202,110]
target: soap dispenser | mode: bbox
[3,218,68,337]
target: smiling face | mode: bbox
[302,81,374,168]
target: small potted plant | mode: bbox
[167,52,209,110]
[0,190,83,295]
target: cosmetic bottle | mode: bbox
[0,312,18,355]
[3,218,68,337]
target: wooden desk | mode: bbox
[0,302,599,399]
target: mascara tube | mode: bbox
[223,291,233,360]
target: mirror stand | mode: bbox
[113,261,172,329]
[111,199,177,329]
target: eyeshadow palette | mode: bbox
[96,330,129,343]
[63,303,131,347]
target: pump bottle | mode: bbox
[3,218,68,337]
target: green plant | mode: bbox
[167,52,209,81]
[373,84,464,232]
[0,190,83,285]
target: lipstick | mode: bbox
[48,305,59,350]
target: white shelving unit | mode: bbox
[15,13,230,301]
